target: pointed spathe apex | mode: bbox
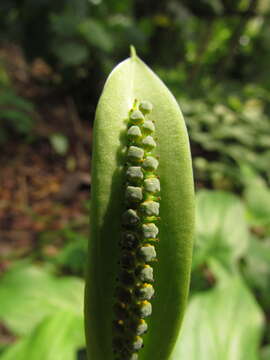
[130,45,137,59]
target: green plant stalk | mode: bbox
[85,47,195,360]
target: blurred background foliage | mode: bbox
[0,0,270,359]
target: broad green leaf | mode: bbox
[85,48,195,360]
[261,345,270,360]
[78,19,113,53]
[0,89,34,111]
[244,235,270,292]
[56,238,88,274]
[0,65,10,86]
[0,263,84,335]
[170,270,264,360]
[50,13,81,37]
[53,42,89,66]
[0,110,33,133]
[243,169,270,229]
[193,190,249,269]
[0,311,84,360]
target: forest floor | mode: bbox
[0,44,92,272]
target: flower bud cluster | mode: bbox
[113,100,160,360]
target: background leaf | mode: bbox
[193,190,249,269]
[0,311,84,360]
[242,168,270,229]
[0,263,84,336]
[52,42,89,66]
[170,267,264,360]
[49,133,69,156]
[78,19,113,53]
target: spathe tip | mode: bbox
[130,45,137,59]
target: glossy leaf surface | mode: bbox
[0,263,84,335]
[1,312,84,360]
[170,265,264,360]
[0,263,85,360]
[193,190,249,270]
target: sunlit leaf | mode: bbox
[244,236,270,292]
[193,190,249,269]
[242,168,270,229]
[0,311,84,360]
[0,263,84,335]
[261,345,270,360]
[170,267,264,360]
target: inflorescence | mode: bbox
[113,100,160,360]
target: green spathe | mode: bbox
[85,47,194,360]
